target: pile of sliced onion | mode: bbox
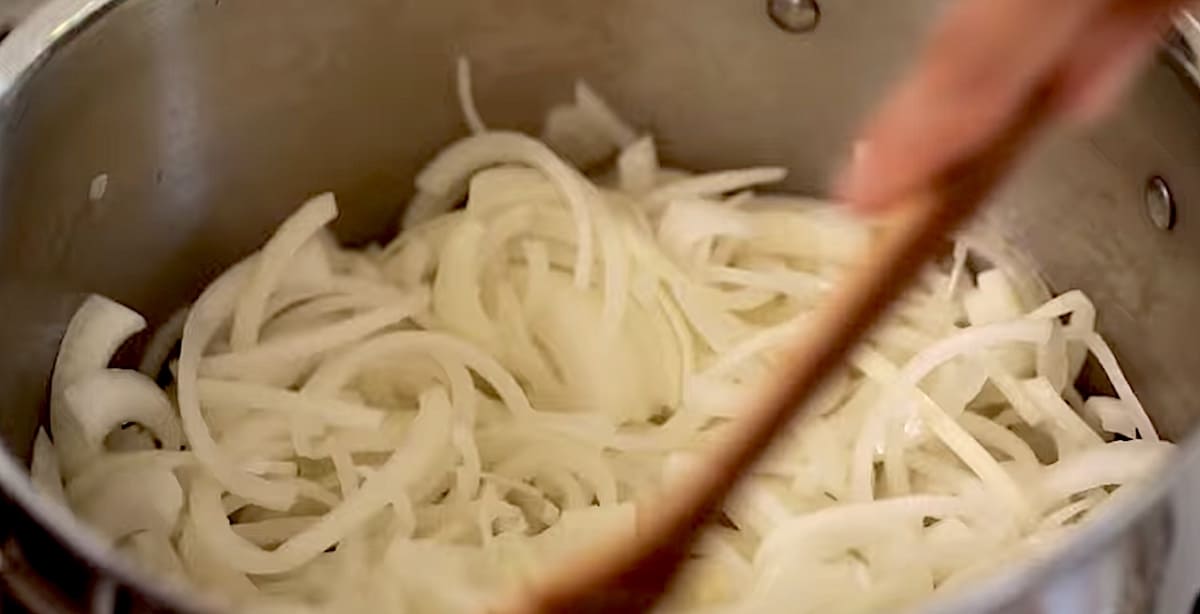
[32,63,1173,614]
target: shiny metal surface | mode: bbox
[767,0,821,34]
[0,0,41,32]
[1145,176,1178,231]
[0,0,1196,612]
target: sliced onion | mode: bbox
[30,428,65,504]
[64,368,185,455]
[617,137,659,194]
[648,168,787,206]
[456,56,487,135]
[1084,396,1137,439]
[1081,332,1159,442]
[573,80,638,148]
[43,76,1173,614]
[51,295,147,476]
[197,379,387,429]
[203,295,426,386]
[229,194,338,351]
[70,462,183,543]
[179,260,300,510]
[120,530,188,581]
[1038,441,1171,505]
[192,387,453,575]
[541,104,621,169]
[405,132,600,289]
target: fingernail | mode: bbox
[836,140,886,213]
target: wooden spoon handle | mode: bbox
[504,90,1057,614]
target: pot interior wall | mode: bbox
[1,0,1200,465]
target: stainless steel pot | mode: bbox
[0,0,1198,612]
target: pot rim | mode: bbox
[0,1,1196,612]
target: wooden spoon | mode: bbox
[501,89,1058,614]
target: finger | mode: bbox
[1053,0,1182,123]
[837,0,1108,213]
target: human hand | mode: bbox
[837,0,1188,213]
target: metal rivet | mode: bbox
[1145,176,1177,231]
[768,0,820,33]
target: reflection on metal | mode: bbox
[1167,13,1200,88]
[1146,176,1177,231]
[0,0,118,92]
[767,0,820,33]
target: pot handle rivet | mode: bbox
[768,0,820,33]
[1146,176,1177,231]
